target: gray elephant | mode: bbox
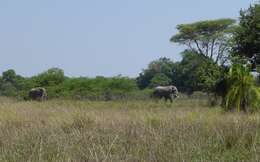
[28,87,47,101]
[152,85,178,102]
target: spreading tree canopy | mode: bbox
[171,19,236,65]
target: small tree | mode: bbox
[137,57,175,89]
[225,64,260,112]
[2,69,16,83]
[0,69,26,97]
[32,68,65,87]
[149,73,171,88]
[173,50,223,93]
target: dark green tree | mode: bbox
[2,69,16,83]
[172,50,223,93]
[137,57,175,89]
[233,3,260,65]
[149,73,171,88]
[32,68,65,87]
[0,69,26,97]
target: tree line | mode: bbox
[0,68,141,100]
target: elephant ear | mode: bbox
[171,86,177,93]
[39,88,44,94]
[170,86,174,92]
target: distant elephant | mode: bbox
[152,85,178,102]
[28,87,47,101]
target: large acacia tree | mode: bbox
[170,19,236,65]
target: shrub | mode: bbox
[225,64,260,112]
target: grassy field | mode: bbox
[0,97,260,162]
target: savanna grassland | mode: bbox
[0,97,260,162]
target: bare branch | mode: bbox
[194,40,205,56]
[210,39,215,59]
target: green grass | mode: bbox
[0,97,260,161]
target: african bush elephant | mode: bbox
[152,85,178,102]
[28,87,47,101]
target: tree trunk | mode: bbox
[241,98,248,113]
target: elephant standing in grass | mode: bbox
[28,87,47,101]
[152,85,178,102]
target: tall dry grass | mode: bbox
[0,97,259,161]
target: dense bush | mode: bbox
[137,57,176,89]
[137,51,224,94]
[0,53,225,100]
[60,76,139,100]
[224,64,260,112]
[0,68,141,100]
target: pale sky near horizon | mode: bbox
[0,0,256,77]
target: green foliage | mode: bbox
[137,57,176,89]
[225,64,260,112]
[32,68,65,87]
[61,76,138,100]
[26,68,66,98]
[0,69,27,97]
[149,73,171,88]
[172,51,223,93]
[137,53,223,94]
[171,18,236,64]
[2,69,16,83]
[0,68,139,100]
[0,82,18,96]
[233,3,260,64]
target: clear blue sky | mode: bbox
[0,0,256,77]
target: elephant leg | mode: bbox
[164,96,173,103]
[169,97,173,103]
[40,96,44,101]
[164,96,169,102]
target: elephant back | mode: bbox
[28,87,47,101]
